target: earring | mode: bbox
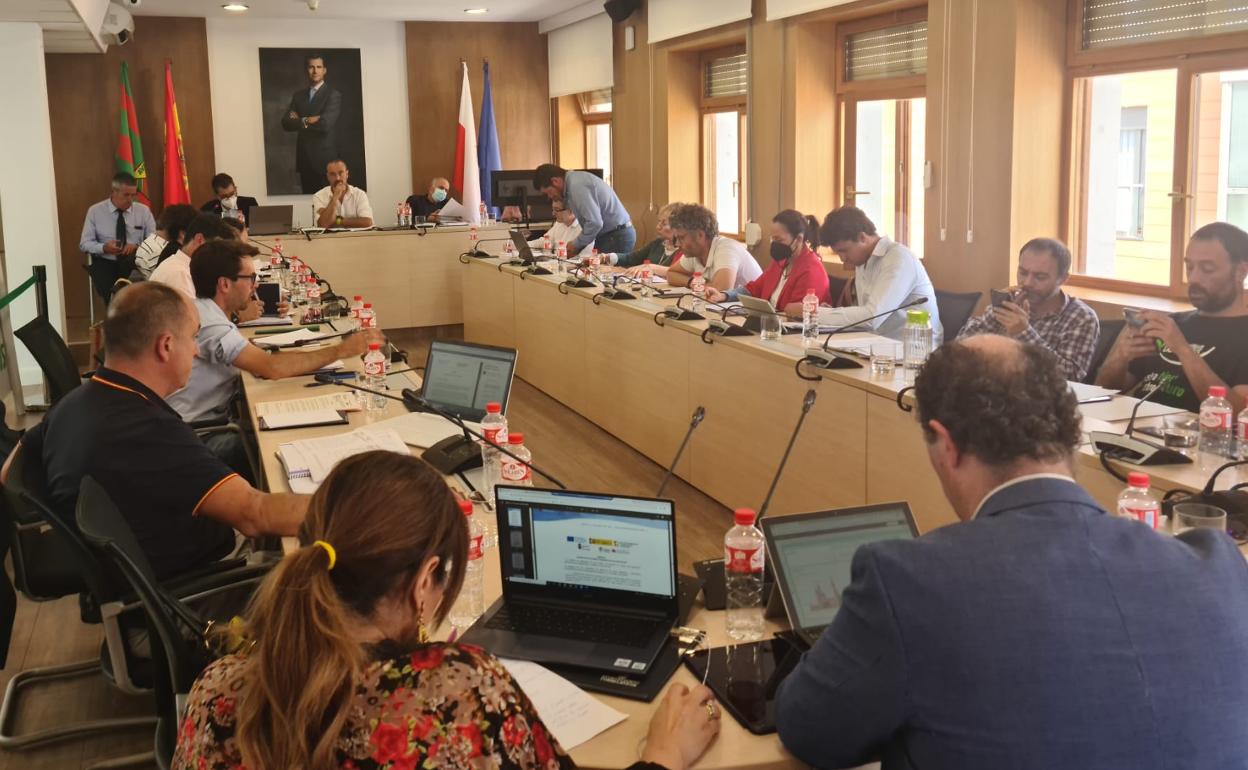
[417,602,430,645]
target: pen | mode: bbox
[255,325,321,335]
[1078,395,1114,404]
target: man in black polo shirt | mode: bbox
[1097,222,1248,413]
[1,282,308,580]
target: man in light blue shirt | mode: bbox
[534,164,635,255]
[80,172,156,303]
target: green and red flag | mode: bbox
[115,61,150,207]
[162,60,191,205]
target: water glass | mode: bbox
[1172,503,1227,535]
[870,342,900,376]
[1162,413,1199,450]
[759,313,782,341]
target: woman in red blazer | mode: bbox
[705,209,830,317]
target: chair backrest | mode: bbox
[826,275,850,307]
[935,289,983,340]
[14,316,82,404]
[1085,318,1126,384]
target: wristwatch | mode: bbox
[335,216,343,227]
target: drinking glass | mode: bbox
[1172,503,1227,535]
[759,313,782,341]
[870,342,899,376]
[1162,413,1199,450]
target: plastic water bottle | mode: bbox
[469,226,479,250]
[449,499,485,630]
[543,233,552,253]
[479,200,489,225]
[1116,472,1160,529]
[638,259,653,297]
[359,303,376,330]
[725,508,765,642]
[1237,406,1248,460]
[480,402,508,507]
[349,295,363,330]
[1199,385,1234,458]
[690,271,706,313]
[801,291,820,349]
[291,272,307,306]
[902,309,934,375]
[304,276,322,323]
[587,250,602,281]
[362,343,387,412]
[499,432,533,487]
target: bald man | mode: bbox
[406,177,451,222]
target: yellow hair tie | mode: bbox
[312,540,337,570]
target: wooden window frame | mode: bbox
[1067,0,1248,70]
[700,43,748,237]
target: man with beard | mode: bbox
[1097,222,1248,412]
[958,238,1099,381]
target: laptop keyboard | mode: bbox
[485,604,659,648]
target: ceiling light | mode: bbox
[221,2,249,10]
[464,8,488,14]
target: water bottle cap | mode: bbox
[353,295,362,301]
[693,271,703,277]
[363,303,373,308]
[368,342,381,350]
[1209,385,1227,398]
[458,499,473,516]
[1127,472,1150,488]
[906,309,930,325]
[643,259,651,264]
[733,508,757,526]
[507,432,524,445]
[485,402,502,413]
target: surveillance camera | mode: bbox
[102,2,135,46]
[120,0,140,6]
[307,0,319,9]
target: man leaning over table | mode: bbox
[776,335,1248,770]
[168,240,382,473]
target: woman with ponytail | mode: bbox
[173,451,720,770]
[704,209,830,318]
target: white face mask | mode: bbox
[222,195,238,210]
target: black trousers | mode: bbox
[87,257,123,305]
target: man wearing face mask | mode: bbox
[957,238,1099,381]
[1097,222,1248,413]
[405,177,451,222]
[704,209,830,317]
[200,173,259,224]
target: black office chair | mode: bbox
[1085,318,1126,384]
[77,477,222,770]
[14,315,86,405]
[934,289,983,341]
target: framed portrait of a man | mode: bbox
[258,47,367,195]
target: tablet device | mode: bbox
[681,635,804,735]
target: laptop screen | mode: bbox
[420,340,516,422]
[495,486,677,612]
[766,504,916,632]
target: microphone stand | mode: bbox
[1089,381,1192,469]
[462,236,515,260]
[312,374,567,487]
[593,274,640,303]
[802,297,929,371]
[656,406,706,497]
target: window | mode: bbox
[1117,106,1147,239]
[701,46,748,235]
[578,89,612,187]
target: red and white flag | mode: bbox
[452,61,481,224]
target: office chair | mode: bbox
[1084,319,1126,384]
[14,315,86,405]
[934,289,983,341]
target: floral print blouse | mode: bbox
[172,642,579,770]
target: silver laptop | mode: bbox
[764,502,918,648]
[248,205,293,236]
[463,486,679,675]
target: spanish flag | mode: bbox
[162,60,191,206]
[115,62,149,207]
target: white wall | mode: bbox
[0,23,66,387]
[205,18,412,229]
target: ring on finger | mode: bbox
[705,701,719,720]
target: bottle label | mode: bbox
[483,427,508,445]
[468,534,484,561]
[725,544,764,574]
[501,460,531,482]
[1201,408,1232,430]
[364,359,385,377]
[1239,419,1248,442]
[1118,504,1159,529]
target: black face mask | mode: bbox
[770,240,794,263]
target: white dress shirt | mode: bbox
[817,236,942,340]
[312,185,374,223]
[149,250,194,299]
[676,236,763,290]
[529,221,593,257]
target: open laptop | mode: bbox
[420,340,517,422]
[248,204,293,236]
[462,486,679,674]
[763,502,918,648]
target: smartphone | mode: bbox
[256,282,280,315]
[990,289,1013,308]
[1123,308,1146,328]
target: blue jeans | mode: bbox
[595,224,636,256]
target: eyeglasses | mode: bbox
[231,273,258,284]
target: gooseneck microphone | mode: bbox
[1089,379,1192,470]
[800,297,928,370]
[655,406,706,497]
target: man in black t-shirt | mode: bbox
[0,283,309,580]
[405,177,450,221]
[1097,222,1248,413]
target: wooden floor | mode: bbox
[0,323,731,770]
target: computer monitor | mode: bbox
[490,169,606,223]
[419,340,517,422]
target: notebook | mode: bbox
[274,428,409,493]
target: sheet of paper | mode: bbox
[312,360,347,373]
[253,328,324,347]
[239,315,295,328]
[439,197,469,220]
[285,428,411,483]
[826,332,900,357]
[499,659,627,750]
[261,409,346,430]
[368,412,482,448]
[1078,396,1186,423]
[255,392,361,417]
[1068,381,1119,402]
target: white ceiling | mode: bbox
[131,0,592,23]
[0,0,104,53]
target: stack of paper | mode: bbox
[255,392,361,419]
[499,659,627,750]
[825,332,899,357]
[276,428,410,493]
[368,412,482,448]
[239,315,295,328]
[253,328,325,348]
[1068,382,1119,403]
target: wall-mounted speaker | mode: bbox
[604,0,641,23]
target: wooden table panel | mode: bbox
[462,259,517,349]
[865,392,959,533]
[512,276,590,414]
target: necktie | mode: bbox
[115,209,127,246]
[309,87,317,102]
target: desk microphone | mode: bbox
[462,236,514,259]
[1089,380,1191,468]
[801,297,928,370]
[311,374,567,487]
[592,274,639,303]
[655,406,706,497]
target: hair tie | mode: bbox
[311,540,337,571]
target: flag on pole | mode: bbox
[162,61,191,206]
[115,62,150,207]
[452,61,481,224]
[477,61,502,212]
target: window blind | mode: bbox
[705,51,749,99]
[649,0,752,45]
[579,89,613,115]
[547,13,614,98]
[1083,0,1248,50]
[845,20,928,82]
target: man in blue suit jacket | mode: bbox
[776,335,1248,770]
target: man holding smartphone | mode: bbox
[957,238,1099,381]
[1096,222,1248,413]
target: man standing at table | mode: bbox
[313,159,373,229]
[280,53,342,194]
[80,172,156,303]
[775,335,1248,770]
[533,164,635,255]
[405,177,451,222]
[1097,221,1248,412]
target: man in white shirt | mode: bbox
[528,198,593,257]
[666,203,762,291]
[150,214,236,299]
[817,206,941,340]
[313,159,373,229]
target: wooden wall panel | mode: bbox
[405,22,550,200]
[555,95,586,169]
[46,16,216,341]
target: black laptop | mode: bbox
[462,485,679,675]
